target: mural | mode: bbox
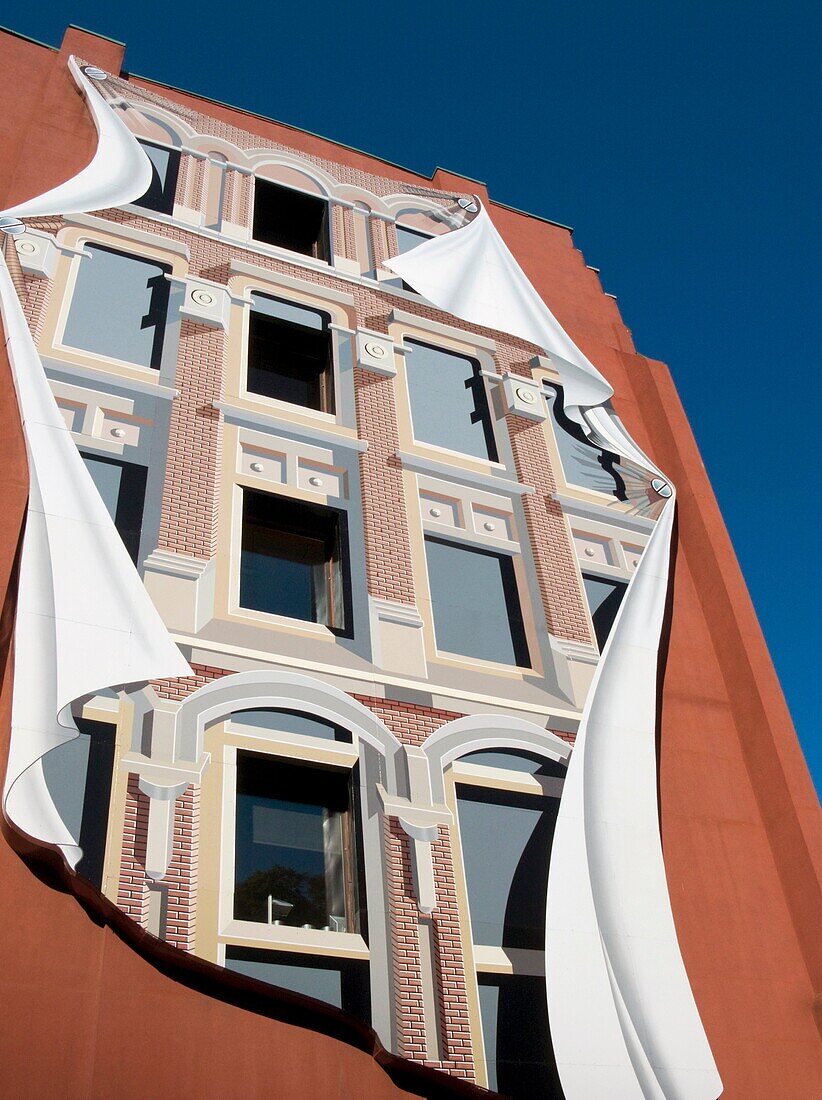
[0,56,721,1099]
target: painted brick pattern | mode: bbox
[157,317,226,559]
[163,782,199,952]
[352,695,463,748]
[385,818,428,1061]
[116,773,150,926]
[152,662,229,702]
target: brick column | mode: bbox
[164,783,199,952]
[385,819,428,1061]
[179,152,206,211]
[116,775,150,927]
[157,319,226,559]
[353,367,416,604]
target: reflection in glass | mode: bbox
[225,946,371,1020]
[63,244,171,369]
[234,754,357,933]
[456,784,558,949]
[424,536,529,667]
[405,339,497,461]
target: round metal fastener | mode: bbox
[83,66,108,80]
[191,289,214,307]
[250,462,264,473]
[516,386,537,404]
[0,217,25,236]
[111,428,126,438]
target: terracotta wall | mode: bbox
[0,24,819,1100]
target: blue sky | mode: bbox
[3,2,819,787]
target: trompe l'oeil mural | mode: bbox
[0,56,720,1100]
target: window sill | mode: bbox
[220,920,369,959]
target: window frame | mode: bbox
[422,533,531,670]
[446,751,565,1092]
[250,177,332,264]
[236,486,354,638]
[243,291,336,418]
[79,451,149,564]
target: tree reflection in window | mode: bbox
[234,754,359,933]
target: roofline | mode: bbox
[0,23,574,234]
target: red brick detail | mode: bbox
[163,783,199,952]
[385,818,427,1061]
[151,662,231,701]
[352,695,463,748]
[116,774,150,926]
[353,367,416,604]
[157,318,226,560]
[429,828,475,1075]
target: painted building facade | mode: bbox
[0,25,819,1100]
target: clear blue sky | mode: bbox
[4,3,820,788]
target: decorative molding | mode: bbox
[215,399,368,452]
[390,307,497,352]
[396,450,533,496]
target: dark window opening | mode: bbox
[424,536,529,667]
[457,784,558,950]
[406,339,498,462]
[253,179,330,262]
[247,294,334,413]
[478,974,564,1098]
[225,946,370,1021]
[81,453,148,564]
[240,490,351,634]
[134,141,180,215]
[234,754,363,936]
[583,573,628,650]
[544,382,626,500]
[462,749,567,778]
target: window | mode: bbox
[247,294,334,413]
[225,946,370,1019]
[81,453,148,564]
[543,382,626,499]
[234,753,362,934]
[253,179,330,262]
[133,140,180,215]
[424,536,529,666]
[405,340,498,461]
[62,244,171,370]
[394,224,430,292]
[230,709,352,743]
[478,974,562,1097]
[456,782,557,949]
[42,717,116,888]
[452,749,564,1097]
[240,489,351,633]
[582,573,627,650]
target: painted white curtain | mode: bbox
[0,57,191,868]
[386,209,721,1099]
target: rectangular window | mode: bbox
[234,754,361,934]
[253,179,330,262]
[582,573,628,650]
[456,784,557,949]
[81,453,148,564]
[405,339,497,462]
[225,946,370,1020]
[477,974,560,1095]
[62,244,171,370]
[424,536,529,667]
[394,225,430,292]
[41,717,116,889]
[544,382,626,499]
[133,141,180,215]
[240,489,350,633]
[247,293,334,413]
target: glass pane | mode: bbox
[544,383,625,497]
[224,947,371,1021]
[231,709,350,742]
[134,142,179,214]
[82,455,122,520]
[234,756,351,932]
[457,784,558,948]
[583,574,627,650]
[462,750,567,778]
[63,244,171,369]
[395,224,429,255]
[405,340,496,461]
[425,537,528,666]
[240,491,345,628]
[247,301,333,413]
[478,975,560,1097]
